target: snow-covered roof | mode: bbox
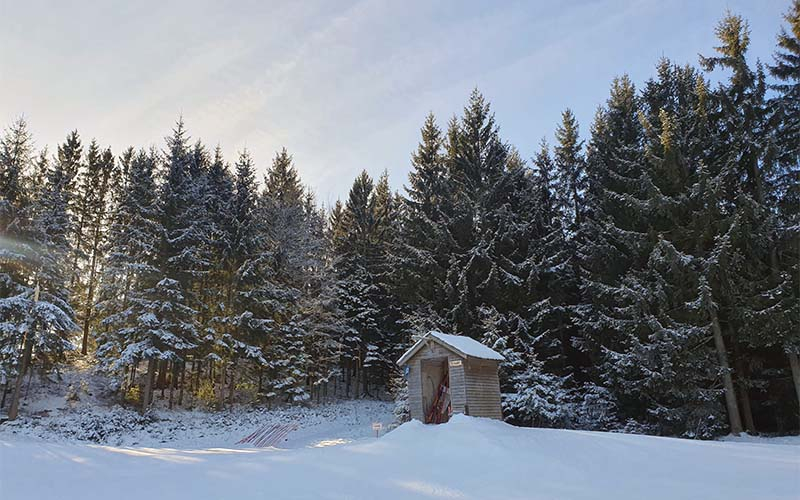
[397,330,504,366]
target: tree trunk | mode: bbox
[158,360,168,397]
[69,212,88,291]
[218,364,226,408]
[142,358,156,413]
[80,236,102,354]
[178,362,186,407]
[572,185,580,227]
[130,364,137,390]
[8,334,34,420]
[732,342,756,434]
[354,361,361,399]
[194,360,201,394]
[121,366,130,394]
[168,362,177,409]
[1,383,8,409]
[24,367,34,400]
[764,236,798,429]
[737,382,756,435]
[344,360,351,398]
[709,309,743,435]
[788,352,800,429]
[228,361,236,407]
[189,360,194,393]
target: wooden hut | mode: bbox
[397,331,504,423]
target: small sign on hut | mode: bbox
[397,331,504,424]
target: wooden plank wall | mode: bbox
[408,359,424,421]
[449,358,466,416]
[464,358,503,420]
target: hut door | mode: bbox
[421,358,449,423]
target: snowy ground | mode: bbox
[2,411,798,500]
[0,399,394,449]
[720,432,800,446]
[0,360,394,449]
[1,364,797,499]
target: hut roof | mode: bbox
[397,330,504,366]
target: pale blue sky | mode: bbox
[0,0,790,204]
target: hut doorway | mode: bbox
[421,357,450,424]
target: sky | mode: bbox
[0,0,791,205]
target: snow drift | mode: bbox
[1,414,797,500]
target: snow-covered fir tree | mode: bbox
[94,148,165,406]
[0,118,77,407]
[72,141,115,354]
[553,109,586,229]
[767,0,800,416]
[260,148,313,402]
[331,171,382,397]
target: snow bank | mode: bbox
[1,413,797,500]
[720,432,800,446]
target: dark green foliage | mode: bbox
[330,169,402,395]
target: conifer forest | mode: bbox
[2,3,799,442]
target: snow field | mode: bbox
[1,411,797,500]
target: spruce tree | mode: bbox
[553,109,586,228]
[261,148,315,401]
[74,142,115,354]
[699,12,780,434]
[156,120,204,396]
[95,148,164,408]
[200,145,234,337]
[444,89,509,337]
[481,306,567,428]
[332,171,380,397]
[395,113,454,325]
[366,171,403,389]
[575,75,650,429]
[0,118,77,417]
[768,0,800,411]
[216,150,274,403]
[297,198,343,402]
[263,148,308,287]
[41,132,81,276]
[528,139,582,384]
[160,119,209,293]
[606,64,728,436]
[0,117,33,212]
